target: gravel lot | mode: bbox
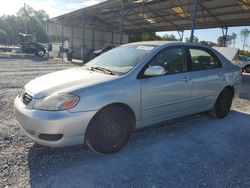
[0,53,250,188]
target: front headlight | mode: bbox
[33,94,79,111]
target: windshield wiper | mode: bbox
[89,66,116,75]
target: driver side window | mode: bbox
[149,47,187,74]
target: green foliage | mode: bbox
[129,32,178,42]
[199,40,218,47]
[231,32,237,47]
[129,33,143,42]
[0,5,49,44]
[130,33,218,47]
[217,33,237,47]
[141,32,161,41]
[240,50,250,57]
[240,28,250,51]
[185,36,199,44]
[161,34,178,41]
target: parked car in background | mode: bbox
[239,55,250,73]
[213,47,250,73]
[94,45,116,56]
[84,46,116,63]
[239,55,250,62]
[15,41,241,154]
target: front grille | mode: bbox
[22,92,33,105]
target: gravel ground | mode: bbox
[0,53,250,188]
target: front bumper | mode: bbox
[14,96,97,147]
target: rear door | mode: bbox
[188,47,224,112]
[141,46,192,126]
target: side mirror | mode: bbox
[144,66,166,76]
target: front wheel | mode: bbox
[86,106,132,154]
[209,88,233,119]
[35,49,45,57]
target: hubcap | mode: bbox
[99,121,124,148]
[218,93,232,116]
[38,51,44,56]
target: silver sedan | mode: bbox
[14,41,242,154]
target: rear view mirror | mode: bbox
[144,66,166,76]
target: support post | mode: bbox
[178,30,184,41]
[119,0,125,45]
[24,3,27,34]
[221,27,228,47]
[82,14,85,63]
[46,20,49,58]
[91,24,95,50]
[71,26,74,57]
[61,24,64,62]
[111,32,114,45]
[190,0,200,43]
[224,27,228,47]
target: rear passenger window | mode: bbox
[190,49,220,71]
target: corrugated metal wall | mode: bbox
[48,22,128,59]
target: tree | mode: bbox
[199,40,217,47]
[129,32,161,42]
[231,32,237,47]
[161,34,178,41]
[0,5,49,44]
[217,34,234,47]
[141,32,161,41]
[185,36,199,44]
[129,33,178,42]
[0,15,22,44]
[129,33,143,42]
[240,28,250,51]
[16,5,49,42]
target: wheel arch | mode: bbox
[85,102,136,143]
[213,85,235,107]
[105,103,136,128]
[223,85,235,97]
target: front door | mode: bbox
[141,46,192,126]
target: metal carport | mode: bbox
[48,0,250,61]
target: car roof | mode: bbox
[122,41,181,47]
[122,41,215,49]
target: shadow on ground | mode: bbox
[27,111,250,188]
[0,54,48,62]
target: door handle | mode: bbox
[218,72,223,78]
[183,76,191,83]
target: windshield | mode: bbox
[85,45,156,75]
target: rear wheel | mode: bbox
[86,106,132,154]
[209,88,233,119]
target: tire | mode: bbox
[244,65,250,73]
[35,49,45,57]
[86,106,132,154]
[209,88,233,119]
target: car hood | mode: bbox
[25,67,117,99]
